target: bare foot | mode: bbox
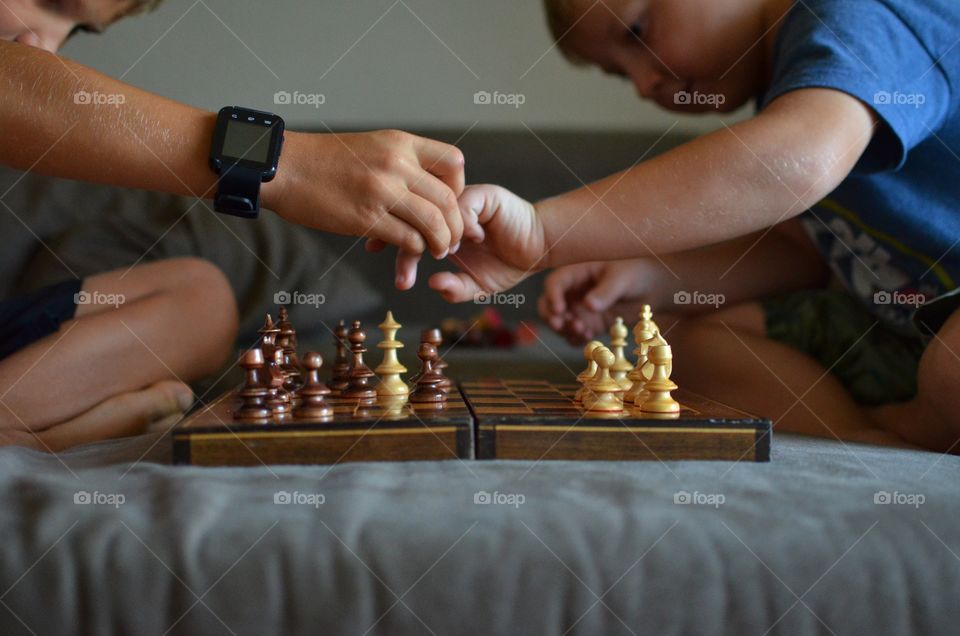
[0,380,194,452]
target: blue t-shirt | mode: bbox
[759,0,959,336]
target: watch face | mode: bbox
[211,107,285,177]
[222,120,273,164]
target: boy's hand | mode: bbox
[267,129,464,261]
[538,259,662,343]
[429,184,547,303]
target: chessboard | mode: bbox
[172,380,770,465]
[172,305,771,466]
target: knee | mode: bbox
[166,258,238,361]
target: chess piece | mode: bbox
[624,324,658,404]
[329,320,351,393]
[235,348,272,422]
[258,314,280,353]
[265,346,292,415]
[639,345,680,413]
[276,306,298,349]
[342,321,377,400]
[375,311,409,398]
[584,346,624,413]
[574,340,603,403]
[277,308,302,392]
[416,328,452,392]
[294,352,333,419]
[410,343,447,405]
[609,317,633,391]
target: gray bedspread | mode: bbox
[0,432,957,635]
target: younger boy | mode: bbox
[430,0,960,452]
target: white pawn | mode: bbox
[584,347,624,413]
[574,340,603,404]
[609,317,633,391]
[639,345,680,413]
[375,311,409,397]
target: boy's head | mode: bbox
[1,0,162,53]
[543,0,790,113]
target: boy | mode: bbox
[0,0,465,447]
[429,0,960,452]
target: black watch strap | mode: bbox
[214,163,263,219]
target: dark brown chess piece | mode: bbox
[342,320,377,401]
[265,346,292,416]
[277,313,303,393]
[328,320,351,393]
[422,327,452,392]
[294,352,333,419]
[258,314,280,356]
[235,348,272,423]
[410,343,447,405]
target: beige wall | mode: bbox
[61,0,746,133]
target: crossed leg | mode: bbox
[0,258,238,451]
[660,304,920,449]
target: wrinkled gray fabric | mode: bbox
[0,433,956,635]
[0,167,381,343]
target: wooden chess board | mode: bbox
[172,379,771,465]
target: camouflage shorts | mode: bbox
[762,289,929,406]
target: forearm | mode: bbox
[653,219,830,308]
[537,89,875,268]
[0,41,249,202]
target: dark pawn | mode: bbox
[421,327,452,392]
[342,320,377,400]
[410,343,447,405]
[235,349,272,423]
[295,352,333,420]
[329,320,352,393]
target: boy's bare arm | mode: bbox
[0,41,464,258]
[537,88,878,268]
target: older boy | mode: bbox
[430,0,960,451]
[0,0,464,447]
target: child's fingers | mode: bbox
[544,266,591,315]
[537,294,565,331]
[428,271,483,304]
[584,270,634,312]
[395,251,421,290]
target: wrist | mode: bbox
[262,130,307,214]
[532,199,556,270]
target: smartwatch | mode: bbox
[209,106,285,218]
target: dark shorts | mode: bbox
[0,279,83,361]
[762,289,929,406]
